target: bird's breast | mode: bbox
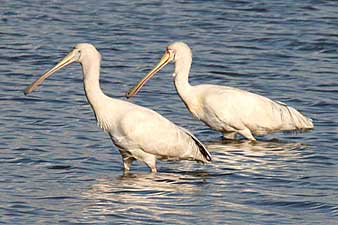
[185,101,201,119]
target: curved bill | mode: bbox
[126,50,171,98]
[24,50,77,95]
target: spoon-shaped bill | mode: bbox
[126,50,171,98]
[24,50,77,95]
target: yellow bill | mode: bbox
[126,50,172,98]
[24,50,78,95]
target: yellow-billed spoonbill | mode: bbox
[24,43,211,172]
[127,42,313,141]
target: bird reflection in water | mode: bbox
[81,172,209,222]
[205,139,308,172]
[207,139,306,153]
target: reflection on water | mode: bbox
[207,139,306,153]
[206,139,307,172]
[86,172,202,196]
[81,173,207,223]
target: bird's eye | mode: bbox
[170,50,176,60]
[167,49,175,60]
[74,49,81,60]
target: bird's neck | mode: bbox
[174,57,193,101]
[81,60,107,109]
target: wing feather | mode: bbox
[178,126,212,161]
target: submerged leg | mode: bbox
[223,131,237,140]
[238,128,256,141]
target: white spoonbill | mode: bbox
[24,43,211,173]
[127,42,313,141]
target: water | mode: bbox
[1,0,338,224]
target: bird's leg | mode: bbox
[223,131,237,140]
[238,128,256,141]
[144,156,157,173]
[149,166,157,173]
[122,157,134,173]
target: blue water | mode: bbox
[1,0,338,224]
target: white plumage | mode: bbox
[127,42,313,141]
[24,43,211,173]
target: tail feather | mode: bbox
[276,101,314,130]
[287,106,313,129]
[179,126,212,162]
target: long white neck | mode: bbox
[81,58,106,110]
[173,56,193,101]
[81,57,116,131]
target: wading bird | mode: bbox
[24,43,211,173]
[127,42,313,141]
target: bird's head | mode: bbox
[24,43,100,95]
[166,42,192,63]
[126,41,191,98]
[73,43,101,64]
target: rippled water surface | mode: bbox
[1,0,338,224]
